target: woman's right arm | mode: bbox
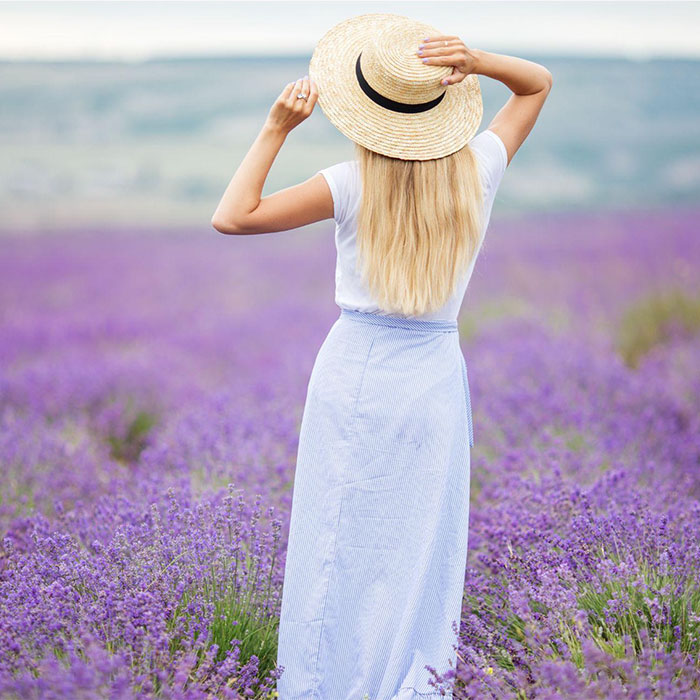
[470,48,553,167]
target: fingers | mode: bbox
[306,76,319,110]
[417,44,470,76]
[442,68,465,86]
[281,81,296,101]
[416,37,469,86]
[285,77,304,108]
[297,75,310,111]
[418,44,465,59]
[422,35,460,44]
[282,74,317,119]
[418,51,463,66]
[417,33,465,60]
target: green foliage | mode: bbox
[461,533,700,686]
[574,561,700,660]
[107,409,158,463]
[165,545,281,697]
[616,289,700,368]
[208,583,280,671]
[459,297,533,340]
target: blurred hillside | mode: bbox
[2,54,699,232]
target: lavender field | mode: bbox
[1,205,700,699]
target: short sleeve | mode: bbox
[469,129,508,193]
[317,160,357,226]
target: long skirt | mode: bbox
[276,307,474,700]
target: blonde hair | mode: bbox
[353,141,484,317]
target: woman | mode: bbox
[212,12,552,700]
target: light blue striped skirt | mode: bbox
[277,308,474,700]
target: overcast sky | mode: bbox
[1,1,699,61]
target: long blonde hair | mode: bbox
[353,141,484,317]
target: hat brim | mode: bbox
[309,12,483,161]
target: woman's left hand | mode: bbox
[265,76,318,135]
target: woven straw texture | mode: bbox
[309,12,483,161]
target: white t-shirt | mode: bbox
[317,128,508,321]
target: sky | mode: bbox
[0,1,699,62]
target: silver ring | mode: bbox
[444,40,448,46]
[297,93,308,100]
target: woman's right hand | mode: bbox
[265,76,318,136]
[416,36,480,86]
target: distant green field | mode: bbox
[2,55,699,231]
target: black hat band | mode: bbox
[355,52,446,114]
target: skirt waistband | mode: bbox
[339,308,458,333]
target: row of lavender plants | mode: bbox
[1,206,699,698]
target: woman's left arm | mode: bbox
[211,76,334,235]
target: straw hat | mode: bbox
[308,12,483,161]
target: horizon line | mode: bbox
[1,50,698,65]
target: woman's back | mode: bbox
[317,128,508,321]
